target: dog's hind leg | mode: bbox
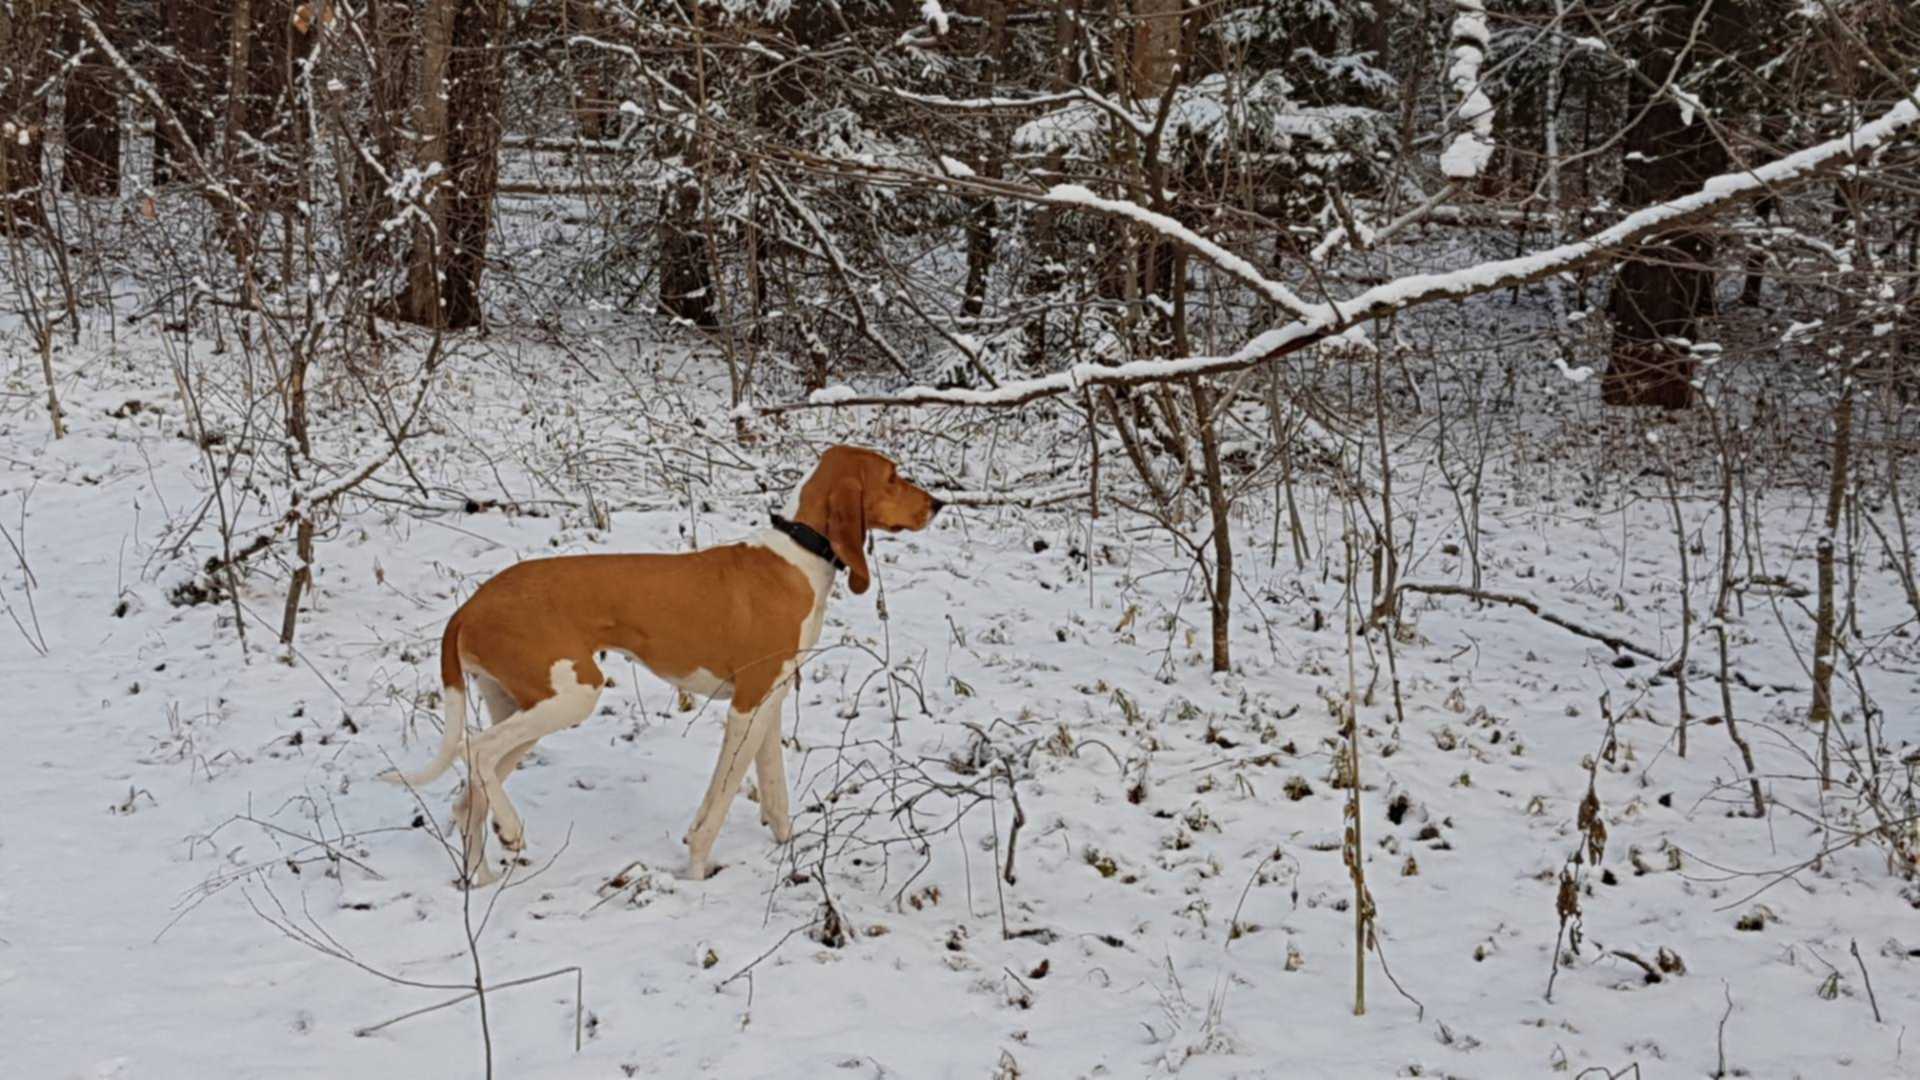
[450,674,527,885]
[465,658,603,857]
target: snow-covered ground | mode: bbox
[4,317,1917,1079]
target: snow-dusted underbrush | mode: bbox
[3,310,1917,1079]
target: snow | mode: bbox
[1010,74,1385,163]
[1674,87,1705,127]
[807,384,861,405]
[1441,2,1495,180]
[920,0,949,36]
[1552,356,1595,384]
[6,318,1918,1079]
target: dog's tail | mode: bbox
[383,614,469,788]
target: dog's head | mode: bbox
[806,445,943,594]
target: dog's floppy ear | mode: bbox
[827,478,870,594]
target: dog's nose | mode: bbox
[930,497,947,516]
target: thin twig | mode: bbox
[1850,939,1884,1024]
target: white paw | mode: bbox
[491,816,525,853]
[763,813,793,843]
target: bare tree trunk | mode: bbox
[566,0,610,139]
[1021,0,1077,366]
[223,0,254,178]
[438,0,508,329]
[1739,193,1775,306]
[1191,377,1232,673]
[0,2,52,234]
[960,0,1008,320]
[61,0,120,196]
[1602,2,1748,409]
[154,0,222,185]
[659,182,717,327]
[1662,467,1692,758]
[1130,0,1181,99]
[1809,376,1853,789]
[343,0,414,289]
[395,0,507,329]
[1709,408,1766,816]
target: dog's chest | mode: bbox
[754,527,836,655]
[797,584,830,653]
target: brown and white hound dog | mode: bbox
[386,446,943,885]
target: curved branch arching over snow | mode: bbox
[750,84,1920,415]
[1442,0,1496,179]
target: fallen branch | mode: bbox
[1397,582,1661,660]
[933,483,1087,509]
[355,965,583,1049]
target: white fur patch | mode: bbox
[752,527,835,654]
[543,658,598,714]
[604,648,733,702]
[664,667,729,699]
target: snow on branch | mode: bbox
[751,85,1920,415]
[1442,0,1495,179]
[890,86,1158,140]
[765,148,1347,325]
[920,0,950,36]
[1040,185,1319,320]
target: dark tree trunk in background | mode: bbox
[659,182,717,327]
[235,0,313,209]
[436,0,508,328]
[1603,1,1755,409]
[1021,0,1079,366]
[154,0,222,184]
[1358,1,1390,69]
[347,0,413,275]
[960,0,1008,320]
[1130,0,1181,100]
[62,0,121,196]
[0,2,52,233]
[566,0,610,139]
[396,0,509,330]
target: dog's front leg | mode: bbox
[753,720,793,843]
[685,679,788,878]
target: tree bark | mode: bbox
[566,0,610,139]
[61,0,120,196]
[395,0,509,329]
[1130,0,1181,99]
[1192,377,1233,673]
[961,0,1008,320]
[346,0,414,280]
[1809,377,1852,789]
[1602,1,1753,409]
[154,0,222,185]
[0,2,52,233]
[659,182,718,327]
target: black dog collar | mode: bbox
[770,513,844,571]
